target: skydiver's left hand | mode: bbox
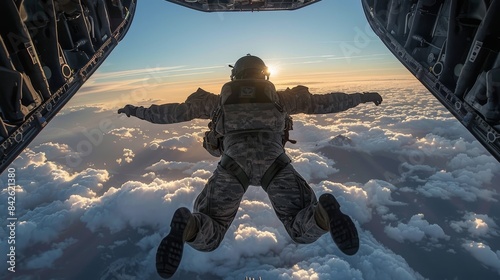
[361,92,383,106]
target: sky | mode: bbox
[73,0,408,107]
[1,1,500,280]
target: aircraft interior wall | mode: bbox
[0,0,136,174]
[364,0,500,161]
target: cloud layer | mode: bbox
[1,79,499,279]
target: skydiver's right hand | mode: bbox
[117,105,137,117]
[361,92,383,106]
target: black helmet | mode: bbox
[230,54,270,80]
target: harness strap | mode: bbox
[261,153,291,191]
[220,154,250,191]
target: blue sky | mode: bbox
[110,0,379,68]
[77,0,409,106]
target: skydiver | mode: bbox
[118,54,383,279]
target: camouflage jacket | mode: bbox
[134,85,363,123]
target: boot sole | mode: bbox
[156,207,191,279]
[319,194,359,256]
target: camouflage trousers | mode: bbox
[187,157,327,252]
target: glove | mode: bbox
[117,105,137,117]
[361,92,383,106]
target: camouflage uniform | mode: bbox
[135,85,363,251]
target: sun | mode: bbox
[267,64,279,77]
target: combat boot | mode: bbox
[316,193,359,255]
[156,207,198,279]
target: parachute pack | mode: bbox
[203,79,294,157]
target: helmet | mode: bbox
[230,54,270,80]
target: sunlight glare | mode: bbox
[267,64,279,77]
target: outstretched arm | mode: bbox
[117,88,219,124]
[277,86,382,115]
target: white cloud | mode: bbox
[122,148,135,163]
[363,180,406,215]
[7,148,108,210]
[141,171,157,180]
[407,142,499,203]
[413,134,468,157]
[25,238,77,269]
[145,159,193,172]
[80,177,205,233]
[33,142,78,160]
[191,169,213,179]
[397,162,436,184]
[107,127,143,138]
[0,146,108,259]
[56,105,105,115]
[17,201,77,248]
[462,241,500,273]
[148,141,160,150]
[384,214,450,243]
[450,212,499,238]
[290,118,338,144]
[346,127,415,153]
[353,232,427,280]
[316,179,405,225]
[416,164,498,202]
[25,248,63,269]
[233,225,280,256]
[391,118,459,137]
[152,133,200,152]
[145,160,216,180]
[286,149,338,181]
